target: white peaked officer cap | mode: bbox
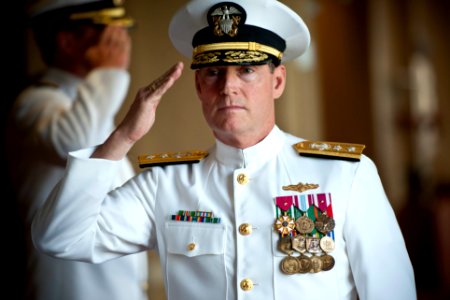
[169,0,310,69]
[28,0,134,28]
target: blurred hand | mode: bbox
[85,25,131,70]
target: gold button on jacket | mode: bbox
[237,173,249,185]
[239,223,252,235]
[187,242,196,251]
[240,278,254,291]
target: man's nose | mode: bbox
[220,69,239,95]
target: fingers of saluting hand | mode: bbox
[92,62,185,160]
[138,61,184,102]
[121,62,184,143]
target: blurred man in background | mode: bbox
[6,0,148,299]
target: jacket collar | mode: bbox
[213,125,285,169]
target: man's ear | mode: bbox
[273,64,286,99]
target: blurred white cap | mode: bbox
[28,0,134,28]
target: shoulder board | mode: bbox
[138,150,209,168]
[293,140,365,161]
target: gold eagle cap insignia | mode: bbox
[211,5,242,36]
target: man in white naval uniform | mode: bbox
[7,0,148,299]
[32,0,417,299]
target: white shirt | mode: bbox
[8,68,148,300]
[32,125,416,300]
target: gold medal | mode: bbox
[291,235,306,253]
[295,215,314,234]
[315,213,335,234]
[309,255,323,273]
[321,254,335,271]
[306,237,321,254]
[319,236,335,253]
[278,236,293,255]
[274,214,296,237]
[297,254,312,274]
[280,256,300,275]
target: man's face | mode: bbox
[195,63,286,148]
[59,24,105,61]
[74,24,105,51]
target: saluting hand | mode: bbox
[92,62,184,160]
[85,25,132,70]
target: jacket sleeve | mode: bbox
[344,156,417,300]
[14,69,130,160]
[31,147,154,263]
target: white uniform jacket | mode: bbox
[8,68,148,300]
[32,125,416,300]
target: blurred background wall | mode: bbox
[2,0,449,299]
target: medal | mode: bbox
[278,236,293,255]
[295,215,314,234]
[280,256,300,275]
[297,254,312,273]
[319,236,335,253]
[306,237,321,254]
[320,254,335,271]
[314,213,335,234]
[309,255,323,273]
[274,214,295,237]
[291,235,306,253]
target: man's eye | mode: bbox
[207,69,220,76]
[242,67,254,74]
